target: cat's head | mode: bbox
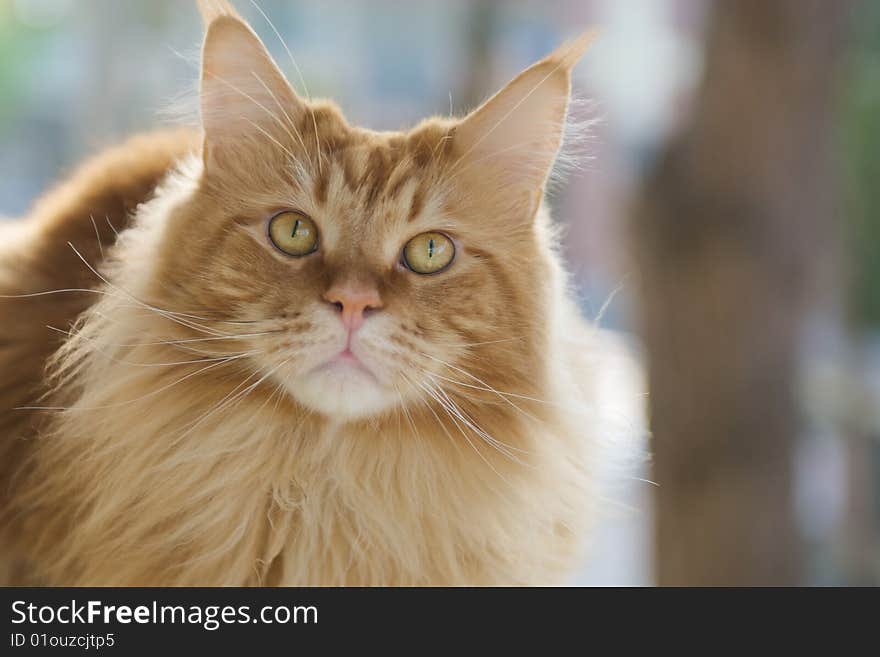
[149,1,591,420]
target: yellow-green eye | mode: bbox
[403,232,455,275]
[268,211,319,256]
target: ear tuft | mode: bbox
[546,29,599,70]
[197,0,242,27]
[451,30,597,217]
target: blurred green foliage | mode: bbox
[0,4,54,133]
[843,0,880,329]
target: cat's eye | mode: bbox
[268,211,319,257]
[403,232,455,275]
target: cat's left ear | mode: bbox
[453,31,596,216]
[197,0,304,170]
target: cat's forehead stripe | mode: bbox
[313,166,330,205]
[307,143,435,225]
[288,102,454,214]
[408,185,426,222]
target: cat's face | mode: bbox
[150,6,590,420]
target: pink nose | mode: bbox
[323,284,383,332]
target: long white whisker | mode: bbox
[206,70,298,150]
[0,288,110,300]
[89,215,104,259]
[170,358,291,447]
[251,71,307,152]
[429,381,531,463]
[398,373,469,470]
[1,287,267,328]
[593,277,628,328]
[248,0,322,174]
[412,376,519,488]
[432,336,527,348]
[249,0,311,100]
[17,353,250,412]
[242,116,299,162]
[419,351,543,425]
[413,371,524,461]
[45,324,282,349]
[66,242,231,337]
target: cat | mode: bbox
[0,0,643,585]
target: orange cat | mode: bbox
[0,1,642,585]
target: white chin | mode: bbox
[289,362,396,419]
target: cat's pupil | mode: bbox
[428,238,435,259]
[291,219,301,239]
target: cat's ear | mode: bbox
[198,2,304,169]
[453,31,596,216]
[196,0,242,24]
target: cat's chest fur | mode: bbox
[15,354,591,585]
[177,409,584,586]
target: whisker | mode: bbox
[410,370,524,461]
[16,353,250,412]
[428,336,527,349]
[251,71,307,153]
[45,323,283,349]
[0,287,268,328]
[0,288,109,300]
[418,351,544,424]
[170,357,291,447]
[393,377,423,446]
[593,277,628,328]
[411,376,519,488]
[89,215,104,259]
[398,372,466,464]
[108,353,257,369]
[429,381,532,462]
[249,1,310,100]
[248,0,322,174]
[206,70,300,153]
[420,358,595,419]
[105,215,119,237]
[66,242,232,337]
[242,115,299,162]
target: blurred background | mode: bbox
[0,0,877,585]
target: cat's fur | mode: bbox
[0,1,642,585]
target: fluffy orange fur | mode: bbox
[0,2,642,585]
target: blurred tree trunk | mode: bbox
[633,0,851,585]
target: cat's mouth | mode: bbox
[288,343,396,418]
[311,348,379,383]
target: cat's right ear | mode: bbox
[196,0,241,24]
[452,32,595,223]
[198,1,304,170]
